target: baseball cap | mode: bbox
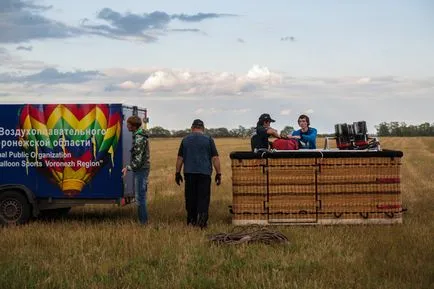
[191,119,204,127]
[259,113,275,122]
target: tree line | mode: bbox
[145,125,297,138]
[144,122,434,138]
[375,122,434,136]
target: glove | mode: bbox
[175,172,183,186]
[215,173,222,186]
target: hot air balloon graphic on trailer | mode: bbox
[18,104,122,196]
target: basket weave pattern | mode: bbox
[231,155,402,225]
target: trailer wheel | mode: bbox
[0,191,31,225]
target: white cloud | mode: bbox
[305,109,314,114]
[132,65,283,95]
[119,80,140,89]
[141,71,180,90]
[356,77,371,84]
[246,65,280,83]
[280,109,291,115]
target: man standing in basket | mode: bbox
[122,116,150,225]
[175,119,221,229]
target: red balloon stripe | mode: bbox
[28,105,46,124]
[63,104,95,120]
[108,112,121,127]
[96,104,109,120]
[19,105,30,127]
[41,104,59,120]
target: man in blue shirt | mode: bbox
[291,114,317,149]
[175,119,221,228]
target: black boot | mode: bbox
[197,213,208,229]
[187,216,197,226]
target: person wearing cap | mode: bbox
[122,115,150,225]
[291,114,317,149]
[175,119,221,229]
[251,113,284,151]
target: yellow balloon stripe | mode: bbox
[22,115,32,130]
[79,109,98,131]
[101,121,121,143]
[95,107,108,130]
[61,106,97,130]
[103,125,117,140]
[29,118,49,137]
[99,122,120,153]
[60,106,80,129]
[46,105,63,130]
[83,173,94,183]
[108,146,115,167]
[51,170,63,183]
[63,166,88,180]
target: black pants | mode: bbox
[184,173,211,228]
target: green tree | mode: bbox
[376,121,434,136]
[375,122,390,136]
[171,129,189,137]
[148,126,171,137]
[418,122,431,136]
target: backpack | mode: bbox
[271,139,299,150]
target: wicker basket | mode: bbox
[232,158,267,224]
[230,150,403,225]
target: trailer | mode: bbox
[0,103,149,225]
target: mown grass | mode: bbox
[1,137,433,289]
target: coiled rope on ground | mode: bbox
[207,225,290,245]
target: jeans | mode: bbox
[134,168,150,224]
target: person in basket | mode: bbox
[291,114,317,149]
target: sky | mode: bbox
[1,0,433,133]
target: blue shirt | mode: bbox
[178,133,219,175]
[292,127,317,149]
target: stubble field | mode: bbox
[1,137,433,289]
